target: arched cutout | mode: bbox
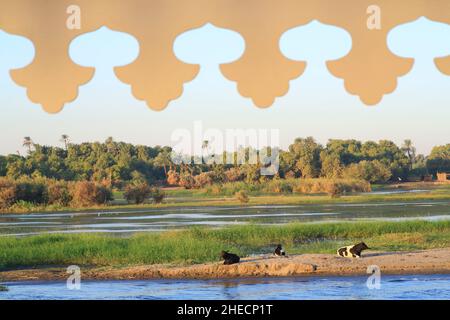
[388,17,450,60]
[69,26,139,69]
[174,23,245,66]
[0,29,35,71]
[280,20,352,64]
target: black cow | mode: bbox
[274,244,286,257]
[220,251,240,265]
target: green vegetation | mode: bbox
[1,135,449,213]
[0,285,8,292]
[1,182,449,214]
[203,178,370,196]
[123,181,152,204]
[1,136,448,187]
[0,177,113,210]
[235,190,249,204]
[1,221,449,269]
[427,144,450,175]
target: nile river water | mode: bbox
[1,274,450,300]
[0,200,449,236]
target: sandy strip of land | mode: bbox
[2,248,450,282]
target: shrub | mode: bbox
[208,184,223,195]
[0,178,16,209]
[265,180,293,194]
[179,173,195,189]
[166,170,180,186]
[15,178,47,204]
[284,170,296,179]
[46,181,72,206]
[150,187,166,204]
[124,182,151,204]
[324,183,342,198]
[194,172,213,188]
[235,190,249,204]
[224,168,244,183]
[70,181,113,207]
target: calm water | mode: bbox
[0,199,449,236]
[1,274,450,300]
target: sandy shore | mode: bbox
[2,248,450,282]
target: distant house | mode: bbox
[422,175,433,182]
[437,172,450,182]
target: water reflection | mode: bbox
[0,200,449,237]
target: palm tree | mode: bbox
[154,151,172,178]
[105,137,118,154]
[202,140,209,164]
[402,139,416,169]
[60,134,70,150]
[202,140,209,151]
[22,137,33,154]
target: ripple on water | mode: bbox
[1,274,450,300]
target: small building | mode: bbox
[437,172,450,182]
[422,175,433,182]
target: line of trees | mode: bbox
[0,135,449,189]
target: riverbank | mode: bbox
[1,220,450,280]
[2,248,450,281]
[1,182,449,214]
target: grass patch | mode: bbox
[200,178,371,196]
[2,185,450,215]
[1,220,450,270]
[0,285,8,291]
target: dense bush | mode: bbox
[426,144,450,175]
[224,168,244,182]
[46,180,72,206]
[14,178,47,204]
[0,177,48,208]
[166,170,180,186]
[266,180,293,194]
[0,178,114,210]
[0,178,16,209]
[179,173,196,189]
[342,160,392,183]
[150,187,166,204]
[124,182,152,204]
[70,181,113,207]
[202,178,370,196]
[194,172,214,188]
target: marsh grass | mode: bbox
[2,183,449,214]
[1,220,450,270]
[201,178,371,196]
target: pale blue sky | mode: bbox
[0,17,449,156]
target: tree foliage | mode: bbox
[0,137,446,192]
[426,144,450,175]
